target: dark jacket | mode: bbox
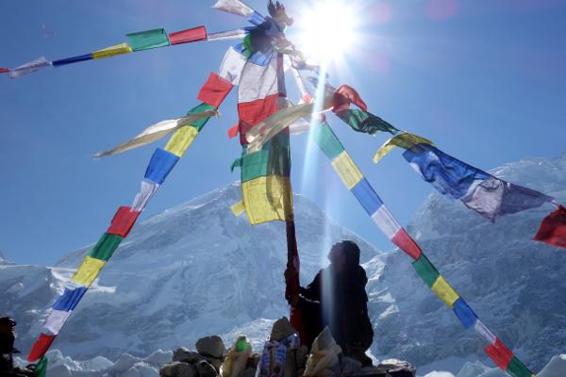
[299,263,373,352]
[0,333,16,372]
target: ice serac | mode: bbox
[1,183,381,360]
[368,152,566,371]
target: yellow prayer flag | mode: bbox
[230,200,245,217]
[71,256,106,287]
[331,151,363,189]
[373,132,433,164]
[92,43,133,59]
[431,276,460,308]
[241,176,293,224]
[165,126,198,157]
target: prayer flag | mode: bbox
[213,0,255,17]
[169,26,207,45]
[0,67,9,74]
[198,72,234,108]
[92,43,133,59]
[90,233,123,261]
[71,256,106,287]
[52,54,93,67]
[144,148,179,185]
[127,28,170,51]
[373,132,433,164]
[27,333,55,362]
[336,109,398,135]
[534,206,566,249]
[208,29,247,42]
[52,287,87,312]
[9,57,51,79]
[431,276,460,308]
[107,207,140,238]
[485,338,514,369]
[132,179,159,212]
[331,151,363,189]
[165,126,198,157]
[403,144,552,221]
[43,310,71,335]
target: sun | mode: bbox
[292,0,360,65]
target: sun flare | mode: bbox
[293,0,360,65]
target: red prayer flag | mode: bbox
[391,228,422,260]
[237,93,279,145]
[228,123,239,139]
[107,206,141,238]
[168,26,207,45]
[0,67,9,74]
[27,333,56,362]
[197,72,233,108]
[332,85,368,113]
[484,338,513,369]
[534,205,566,249]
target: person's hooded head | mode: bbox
[0,317,16,336]
[328,240,360,272]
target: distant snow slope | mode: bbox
[368,152,566,371]
[1,183,382,360]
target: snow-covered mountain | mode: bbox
[2,152,566,376]
[1,183,382,360]
[368,152,566,372]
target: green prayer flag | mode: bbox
[337,109,399,135]
[241,133,291,182]
[127,28,170,51]
[412,254,440,288]
[506,356,533,377]
[33,356,48,377]
[89,233,123,261]
[186,103,216,131]
[312,122,344,160]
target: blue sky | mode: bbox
[1,0,565,266]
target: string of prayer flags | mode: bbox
[169,26,207,45]
[403,143,554,221]
[232,30,294,224]
[28,74,230,363]
[126,28,170,51]
[8,57,51,79]
[312,122,422,260]
[373,132,433,164]
[311,121,534,377]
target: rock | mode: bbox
[173,348,207,364]
[269,317,296,342]
[341,356,362,376]
[196,360,219,377]
[196,336,226,359]
[160,362,197,377]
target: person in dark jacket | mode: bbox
[0,317,36,377]
[297,241,374,366]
